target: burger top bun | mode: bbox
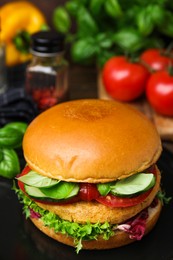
[23,99,162,183]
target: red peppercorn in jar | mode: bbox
[26,31,69,112]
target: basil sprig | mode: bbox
[97,173,155,197]
[0,122,28,179]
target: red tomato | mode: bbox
[140,48,172,72]
[17,165,81,205]
[79,183,100,201]
[146,70,173,116]
[102,56,149,102]
[17,165,30,192]
[96,189,151,208]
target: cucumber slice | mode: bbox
[25,185,48,198]
[110,173,155,196]
[18,171,59,188]
[40,182,80,200]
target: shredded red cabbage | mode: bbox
[117,209,149,240]
[29,208,41,219]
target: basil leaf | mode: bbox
[40,182,80,199]
[90,0,105,16]
[76,6,99,37]
[97,183,111,196]
[4,122,28,134]
[71,38,97,63]
[104,0,122,18]
[110,173,155,196]
[113,28,145,52]
[53,7,71,34]
[0,127,23,148]
[136,7,154,36]
[17,171,59,188]
[0,148,20,179]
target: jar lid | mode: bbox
[30,31,65,55]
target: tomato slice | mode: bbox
[18,165,156,207]
[96,189,152,208]
[17,165,30,194]
[79,183,100,201]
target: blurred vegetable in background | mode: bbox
[0,1,47,66]
[53,0,173,67]
[0,122,27,179]
[102,56,150,102]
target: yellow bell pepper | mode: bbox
[0,1,47,66]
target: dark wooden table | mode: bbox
[69,64,98,100]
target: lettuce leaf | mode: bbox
[14,185,114,253]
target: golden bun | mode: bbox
[23,99,162,182]
[30,199,162,250]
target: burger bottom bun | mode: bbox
[30,200,162,250]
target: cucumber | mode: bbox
[25,181,80,200]
[25,185,48,198]
[110,173,155,196]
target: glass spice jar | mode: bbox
[25,31,69,112]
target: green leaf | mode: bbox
[97,183,111,196]
[65,1,80,16]
[0,127,23,149]
[17,171,59,188]
[159,11,173,37]
[113,28,145,52]
[110,173,155,196]
[4,122,28,135]
[53,7,71,33]
[136,7,154,36]
[157,190,172,205]
[0,148,20,179]
[150,4,165,26]
[104,0,122,18]
[96,33,113,49]
[76,6,98,37]
[90,0,105,16]
[71,38,97,63]
[40,182,79,199]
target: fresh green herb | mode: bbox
[52,0,173,67]
[40,182,80,199]
[0,148,20,179]
[4,122,28,135]
[157,190,172,205]
[97,182,111,196]
[0,121,27,179]
[14,185,114,253]
[97,173,155,197]
[17,171,60,188]
[110,173,155,196]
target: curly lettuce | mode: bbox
[14,185,114,253]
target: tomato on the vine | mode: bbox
[146,70,173,116]
[140,48,172,72]
[102,56,149,102]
